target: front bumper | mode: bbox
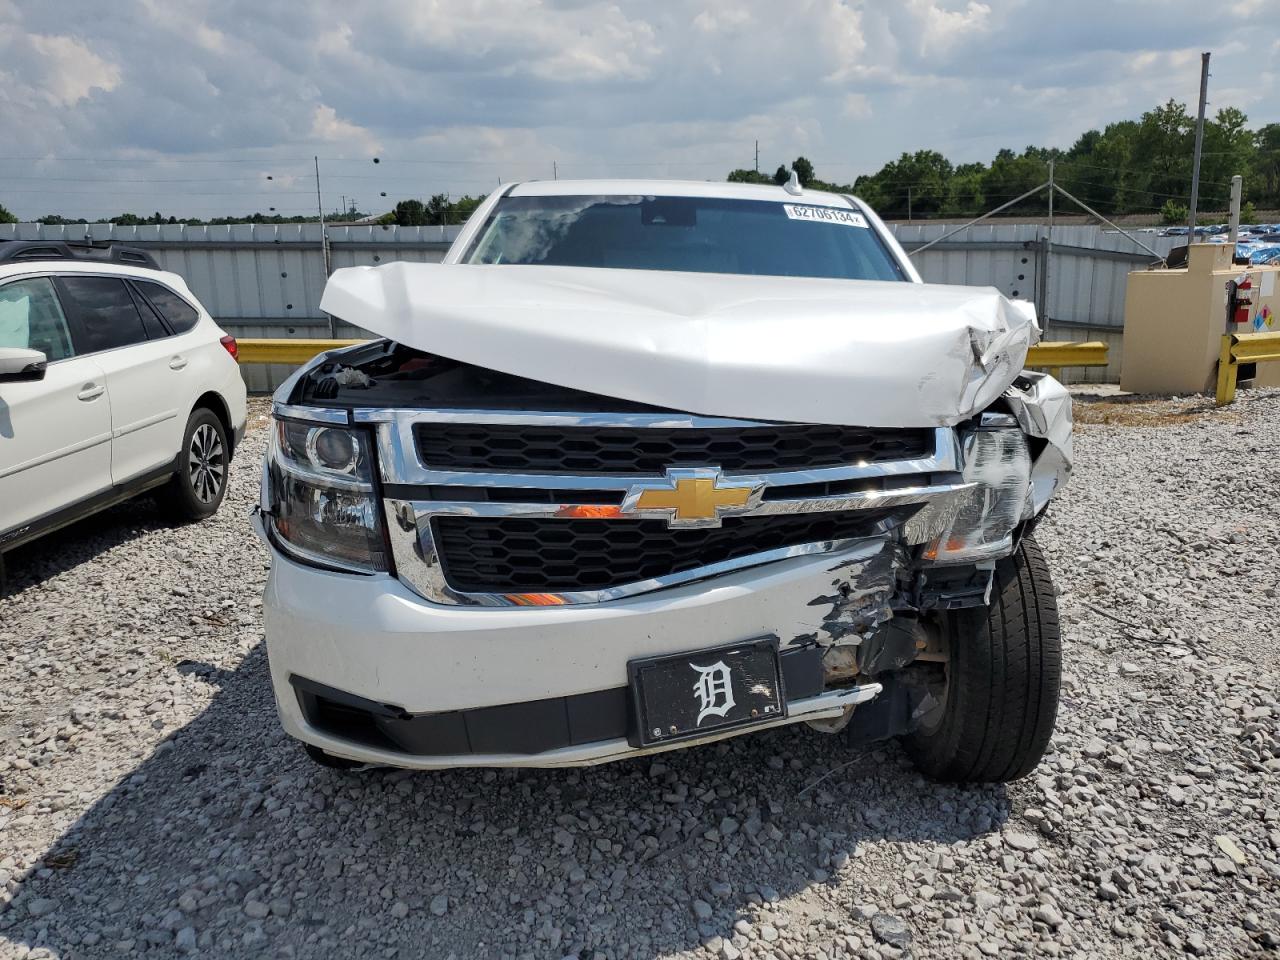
[258,519,896,769]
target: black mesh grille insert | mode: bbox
[433,511,896,594]
[416,423,933,474]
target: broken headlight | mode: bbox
[924,414,1030,564]
[266,418,388,573]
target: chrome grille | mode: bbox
[415,422,933,474]
[349,408,970,606]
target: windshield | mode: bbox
[463,194,907,282]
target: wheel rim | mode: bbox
[914,623,952,735]
[188,423,225,504]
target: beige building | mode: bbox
[1121,243,1280,395]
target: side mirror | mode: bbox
[0,347,48,383]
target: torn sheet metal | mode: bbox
[1004,372,1074,516]
[804,540,897,647]
[319,262,1041,429]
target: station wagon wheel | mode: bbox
[161,407,230,522]
[188,422,226,503]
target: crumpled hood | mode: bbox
[320,262,1041,428]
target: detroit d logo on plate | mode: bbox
[690,660,735,726]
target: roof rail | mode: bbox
[0,239,161,270]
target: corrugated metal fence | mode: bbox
[1,220,1179,387]
[897,223,1180,383]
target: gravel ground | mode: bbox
[0,390,1278,960]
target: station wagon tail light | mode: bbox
[266,418,388,573]
[924,415,1030,564]
[220,335,239,361]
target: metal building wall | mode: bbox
[892,223,1179,382]
[1,220,1180,387]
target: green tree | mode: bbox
[726,168,773,184]
[453,194,486,223]
[1059,121,1136,214]
[943,162,985,216]
[790,157,815,187]
[1198,107,1254,211]
[392,199,428,226]
[895,150,953,217]
[980,149,1048,214]
[426,193,452,226]
[0,202,16,224]
[1132,100,1193,212]
[1159,198,1188,225]
[772,164,790,186]
[1253,123,1280,206]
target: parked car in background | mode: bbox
[0,241,247,585]
[256,178,1072,784]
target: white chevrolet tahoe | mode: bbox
[0,241,248,586]
[256,179,1072,783]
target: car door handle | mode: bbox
[169,356,188,371]
[78,382,104,401]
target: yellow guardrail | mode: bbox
[236,337,1110,378]
[235,338,363,365]
[1216,331,1280,406]
[1025,341,1109,368]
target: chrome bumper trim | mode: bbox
[387,478,972,607]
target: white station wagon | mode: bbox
[0,241,247,586]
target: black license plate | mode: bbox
[628,638,786,747]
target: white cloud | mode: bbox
[843,93,872,118]
[692,6,752,32]
[195,24,229,54]
[0,0,1274,220]
[311,104,380,151]
[27,33,121,106]
[902,0,991,57]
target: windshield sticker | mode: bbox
[783,204,868,227]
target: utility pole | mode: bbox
[907,187,912,221]
[553,161,558,180]
[1188,52,1210,237]
[315,155,334,336]
[1227,174,1242,245]
[1043,159,1055,325]
[754,140,759,174]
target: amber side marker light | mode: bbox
[505,594,569,606]
[555,505,623,519]
[922,537,970,562]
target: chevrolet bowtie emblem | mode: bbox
[622,468,762,528]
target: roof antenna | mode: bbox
[783,167,803,196]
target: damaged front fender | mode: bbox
[1004,371,1074,517]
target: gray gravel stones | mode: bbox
[870,912,912,947]
[0,391,1278,959]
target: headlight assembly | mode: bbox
[924,414,1031,564]
[266,418,388,573]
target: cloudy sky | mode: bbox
[0,0,1274,220]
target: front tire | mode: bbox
[304,744,366,770]
[161,408,229,522]
[903,537,1061,783]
